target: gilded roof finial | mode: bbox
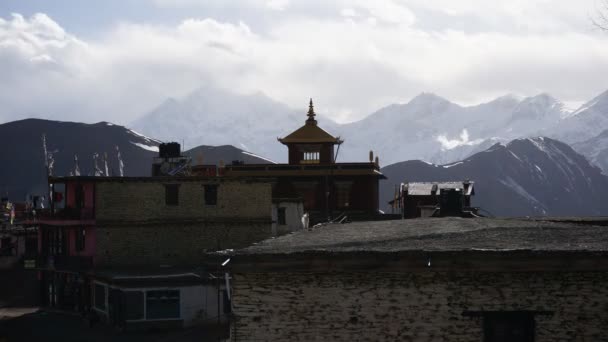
[307,98,317,124]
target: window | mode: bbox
[165,184,180,206]
[484,312,535,342]
[204,185,218,206]
[94,284,106,310]
[302,152,320,164]
[25,237,38,255]
[76,227,86,252]
[123,291,144,320]
[146,290,180,319]
[277,207,286,225]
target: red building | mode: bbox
[222,99,386,223]
[34,178,96,311]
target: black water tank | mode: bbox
[159,142,181,158]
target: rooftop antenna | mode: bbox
[42,134,48,168]
[103,152,109,177]
[93,152,103,176]
[42,134,52,176]
[48,152,55,177]
[116,146,124,177]
[73,154,81,176]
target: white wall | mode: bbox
[93,282,228,327]
[272,201,304,236]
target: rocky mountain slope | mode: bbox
[0,119,269,200]
[380,137,608,217]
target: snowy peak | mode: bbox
[547,89,608,144]
[510,94,566,121]
[131,85,341,163]
[572,89,608,117]
[480,94,522,109]
[406,92,457,114]
[380,136,608,217]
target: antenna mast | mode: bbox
[116,146,124,177]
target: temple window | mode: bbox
[302,152,320,164]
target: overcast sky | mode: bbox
[1,0,607,124]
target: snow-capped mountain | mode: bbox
[548,90,608,144]
[131,85,339,163]
[336,92,567,165]
[129,86,608,170]
[573,129,608,174]
[380,137,608,217]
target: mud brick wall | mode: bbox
[94,180,272,222]
[92,179,273,267]
[231,271,608,341]
[95,222,271,267]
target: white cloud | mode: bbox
[0,3,608,125]
[266,0,289,11]
[437,129,484,150]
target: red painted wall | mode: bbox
[67,226,96,258]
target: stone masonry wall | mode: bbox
[95,222,271,267]
[231,271,608,341]
[95,180,272,222]
[92,180,273,267]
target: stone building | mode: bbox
[222,217,608,341]
[389,181,476,218]
[36,175,273,329]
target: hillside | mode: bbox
[380,137,608,217]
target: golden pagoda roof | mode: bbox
[278,99,343,145]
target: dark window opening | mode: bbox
[94,284,106,310]
[76,227,86,252]
[204,185,218,206]
[123,291,144,320]
[75,184,85,210]
[146,290,180,319]
[484,312,535,342]
[277,207,287,225]
[165,184,180,206]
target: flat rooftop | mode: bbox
[232,217,608,255]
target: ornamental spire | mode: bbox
[306,98,317,124]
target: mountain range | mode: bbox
[380,137,608,217]
[130,86,608,174]
[0,119,270,200]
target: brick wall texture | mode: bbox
[231,271,608,341]
[92,180,273,267]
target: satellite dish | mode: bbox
[160,161,171,175]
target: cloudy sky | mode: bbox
[1,0,607,125]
